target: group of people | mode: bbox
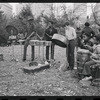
[22,17,58,62]
[59,20,100,81]
[75,22,100,81]
[22,17,77,72]
[21,15,100,81]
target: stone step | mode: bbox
[22,64,50,74]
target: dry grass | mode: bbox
[0,45,100,96]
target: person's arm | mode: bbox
[36,32,43,40]
[84,45,93,52]
[45,28,53,38]
[80,29,84,39]
[79,39,87,49]
[24,32,27,39]
[91,29,95,38]
[50,28,58,39]
[91,53,99,60]
[45,30,50,37]
[65,29,69,40]
[90,46,100,59]
[90,46,100,62]
[73,28,77,39]
[26,31,35,41]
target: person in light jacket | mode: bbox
[64,21,77,70]
[44,21,58,62]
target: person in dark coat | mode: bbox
[81,22,95,40]
[22,16,36,61]
[44,21,58,61]
[76,27,82,48]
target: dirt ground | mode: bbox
[0,45,100,96]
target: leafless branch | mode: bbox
[91,4,100,26]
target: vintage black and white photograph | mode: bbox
[0,3,100,96]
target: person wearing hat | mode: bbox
[44,21,58,62]
[81,22,95,40]
[22,16,37,61]
[64,21,77,70]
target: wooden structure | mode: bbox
[19,40,52,61]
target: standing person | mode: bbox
[76,27,82,48]
[74,17,81,31]
[74,17,81,68]
[64,21,77,70]
[81,22,95,40]
[22,16,37,61]
[44,21,58,62]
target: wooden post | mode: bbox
[21,42,22,59]
[12,40,15,60]
[31,46,35,61]
[42,45,44,61]
[66,42,69,65]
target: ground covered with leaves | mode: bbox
[0,45,100,96]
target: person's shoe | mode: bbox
[22,59,26,62]
[67,66,71,70]
[46,60,50,63]
[81,76,92,81]
[68,66,74,70]
[45,61,49,64]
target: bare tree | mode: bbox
[91,4,100,26]
[60,3,83,26]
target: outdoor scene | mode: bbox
[0,3,100,96]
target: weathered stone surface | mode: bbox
[22,64,50,74]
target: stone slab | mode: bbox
[22,64,50,74]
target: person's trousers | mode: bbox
[66,39,76,69]
[23,40,35,61]
[46,42,55,60]
[82,60,96,76]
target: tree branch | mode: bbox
[91,4,100,26]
